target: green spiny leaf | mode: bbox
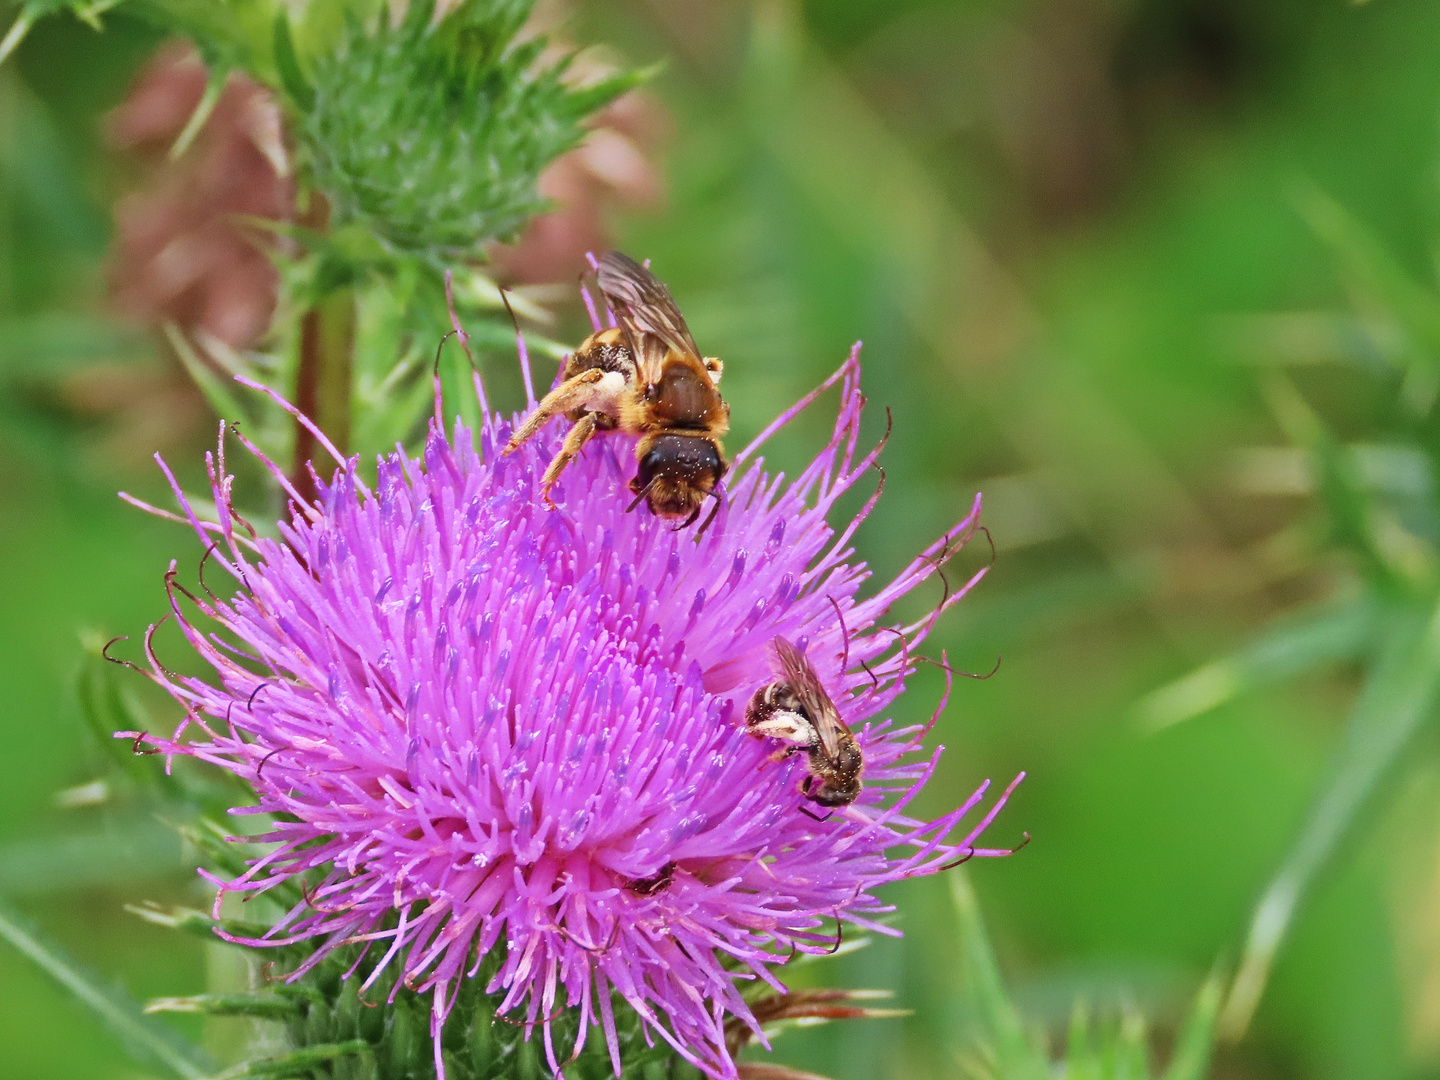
[126,901,279,946]
[147,992,304,1021]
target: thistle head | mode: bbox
[119,321,1021,1079]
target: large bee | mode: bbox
[746,637,862,810]
[503,252,730,525]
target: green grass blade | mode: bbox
[1161,973,1223,1080]
[1299,186,1440,370]
[950,872,1049,1080]
[1220,593,1440,1038]
[0,897,212,1078]
[1137,596,1377,731]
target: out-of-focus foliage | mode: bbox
[949,873,1219,1080]
[1138,188,1440,1039]
[6,2,642,266]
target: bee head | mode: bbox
[631,433,726,521]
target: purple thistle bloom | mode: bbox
[119,334,1022,1080]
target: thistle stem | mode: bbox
[292,195,354,504]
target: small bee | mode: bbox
[626,861,676,896]
[746,637,863,810]
[503,252,730,526]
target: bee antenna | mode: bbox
[626,478,658,514]
[825,595,851,673]
[102,636,143,674]
[696,483,725,537]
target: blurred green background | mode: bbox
[5,1,1440,1078]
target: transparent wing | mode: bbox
[597,251,703,383]
[773,637,850,761]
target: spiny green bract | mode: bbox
[144,906,696,1080]
[294,0,644,259]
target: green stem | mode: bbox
[1219,589,1440,1038]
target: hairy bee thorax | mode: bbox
[571,327,634,374]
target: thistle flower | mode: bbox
[119,326,1022,1079]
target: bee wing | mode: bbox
[597,251,704,384]
[773,637,850,762]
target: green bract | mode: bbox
[291,0,643,257]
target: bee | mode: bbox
[746,637,863,810]
[503,251,730,526]
[626,861,676,896]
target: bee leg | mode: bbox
[503,369,606,456]
[766,746,801,763]
[538,412,601,510]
